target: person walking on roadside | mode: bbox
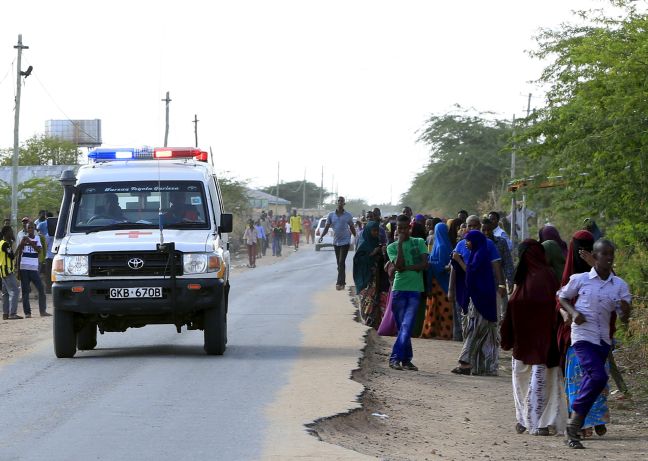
[319,196,356,291]
[421,222,453,340]
[243,219,258,268]
[386,214,428,370]
[559,239,631,449]
[501,239,566,436]
[17,222,50,318]
[254,220,266,259]
[303,216,312,244]
[450,229,502,376]
[283,218,291,247]
[1,226,22,320]
[482,217,514,320]
[488,211,512,251]
[289,209,302,251]
[271,220,283,257]
[557,230,611,439]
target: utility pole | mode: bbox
[510,114,517,254]
[520,93,532,241]
[161,91,171,147]
[193,114,199,147]
[12,34,29,229]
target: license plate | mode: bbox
[109,287,163,299]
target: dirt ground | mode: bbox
[311,310,648,461]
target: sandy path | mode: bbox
[312,329,648,460]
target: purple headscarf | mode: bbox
[538,225,568,257]
[464,230,497,322]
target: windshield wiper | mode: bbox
[85,222,154,234]
[163,222,208,229]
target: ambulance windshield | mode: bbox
[71,181,210,233]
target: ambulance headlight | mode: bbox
[183,253,208,274]
[63,255,89,276]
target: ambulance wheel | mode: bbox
[204,304,227,355]
[54,309,77,358]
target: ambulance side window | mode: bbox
[207,179,220,228]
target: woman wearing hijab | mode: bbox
[559,230,612,438]
[421,222,453,339]
[538,225,568,257]
[541,240,565,284]
[501,240,566,436]
[353,221,388,328]
[451,230,499,376]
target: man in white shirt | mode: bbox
[17,221,50,318]
[558,239,631,449]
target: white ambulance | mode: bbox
[50,147,232,358]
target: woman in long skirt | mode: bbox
[501,239,566,435]
[451,230,499,376]
[421,222,453,339]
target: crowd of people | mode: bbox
[1,210,55,320]
[240,209,321,268]
[346,203,632,449]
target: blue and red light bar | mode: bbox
[88,147,209,162]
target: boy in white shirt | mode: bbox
[558,239,631,449]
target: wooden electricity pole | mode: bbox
[12,34,29,228]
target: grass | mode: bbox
[611,300,648,416]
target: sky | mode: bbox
[0,0,610,205]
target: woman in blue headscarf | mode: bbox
[421,222,454,339]
[353,221,388,327]
[452,230,499,376]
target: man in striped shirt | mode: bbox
[17,222,50,318]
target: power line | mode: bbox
[23,57,100,144]
[0,59,15,87]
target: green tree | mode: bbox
[515,2,648,238]
[0,135,81,166]
[218,175,250,214]
[403,109,513,216]
[0,177,63,221]
[261,181,329,209]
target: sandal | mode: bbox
[451,366,471,375]
[536,427,550,436]
[566,438,585,449]
[594,425,607,436]
[581,427,594,438]
[515,423,526,434]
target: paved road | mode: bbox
[0,246,349,461]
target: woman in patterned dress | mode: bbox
[501,239,566,435]
[421,222,454,339]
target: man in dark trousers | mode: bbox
[319,197,356,290]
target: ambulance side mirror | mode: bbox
[219,213,233,234]
[47,217,58,237]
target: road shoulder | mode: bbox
[262,286,375,460]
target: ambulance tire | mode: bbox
[77,322,98,350]
[54,309,77,358]
[204,303,226,355]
